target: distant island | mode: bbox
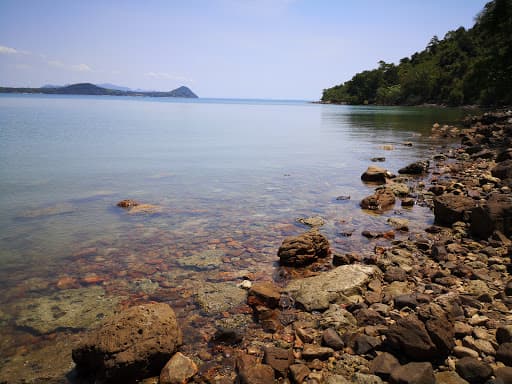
[0,83,198,98]
[321,0,511,107]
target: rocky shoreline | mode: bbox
[4,110,512,384]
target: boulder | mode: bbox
[383,315,437,361]
[492,159,512,180]
[278,229,330,266]
[398,161,429,175]
[72,303,182,383]
[434,371,469,384]
[159,352,198,384]
[470,193,512,239]
[455,357,492,384]
[370,352,399,380]
[361,166,390,184]
[496,342,512,366]
[284,265,381,311]
[361,188,396,211]
[434,194,477,226]
[390,362,435,384]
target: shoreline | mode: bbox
[2,110,512,383]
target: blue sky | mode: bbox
[0,0,488,99]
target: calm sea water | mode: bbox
[0,94,464,375]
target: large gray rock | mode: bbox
[14,286,120,334]
[72,303,182,383]
[278,229,330,267]
[434,194,477,226]
[284,265,381,311]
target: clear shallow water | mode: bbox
[0,94,464,371]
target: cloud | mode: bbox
[14,63,31,70]
[0,45,29,55]
[145,71,193,82]
[47,60,92,72]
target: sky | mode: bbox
[0,0,489,100]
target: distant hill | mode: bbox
[97,83,132,92]
[0,82,199,98]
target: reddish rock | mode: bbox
[470,193,512,239]
[455,357,492,384]
[159,352,198,384]
[360,188,396,211]
[116,199,140,208]
[72,303,182,383]
[361,166,390,184]
[277,229,330,267]
[263,347,294,376]
[370,352,399,380]
[390,362,435,384]
[248,282,281,309]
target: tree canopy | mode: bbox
[321,0,512,106]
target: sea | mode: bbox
[0,94,465,381]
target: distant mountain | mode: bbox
[0,83,199,98]
[97,83,132,92]
[41,84,63,88]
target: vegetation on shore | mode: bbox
[321,0,512,106]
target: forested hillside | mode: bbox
[321,0,512,106]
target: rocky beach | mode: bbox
[1,109,512,384]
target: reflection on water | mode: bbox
[0,95,465,379]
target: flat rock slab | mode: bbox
[196,282,247,313]
[284,265,381,311]
[14,286,120,334]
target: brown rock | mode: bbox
[238,363,275,384]
[360,188,396,211]
[289,364,311,384]
[72,303,182,383]
[322,328,344,350]
[471,193,512,239]
[370,352,399,380]
[361,166,389,184]
[159,352,198,384]
[455,357,492,384]
[398,161,429,175]
[383,315,437,361]
[301,344,334,360]
[492,159,512,180]
[496,342,512,366]
[278,229,330,267]
[264,347,294,377]
[390,362,435,384]
[117,199,139,208]
[248,282,281,308]
[434,194,477,226]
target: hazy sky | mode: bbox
[0,0,488,99]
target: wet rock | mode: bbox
[390,362,435,384]
[361,188,396,211]
[370,352,399,380]
[196,282,247,314]
[401,198,415,207]
[263,347,294,376]
[302,344,334,360]
[159,352,198,384]
[296,216,325,227]
[336,195,351,201]
[434,194,477,226]
[117,199,139,208]
[387,218,409,231]
[383,315,437,361]
[496,342,512,365]
[322,328,344,350]
[213,327,244,345]
[72,303,182,383]
[361,166,390,184]
[278,229,330,267]
[470,193,512,239]
[14,286,120,334]
[398,161,429,175]
[247,282,281,308]
[177,249,224,270]
[289,364,311,384]
[455,357,492,384]
[284,265,381,311]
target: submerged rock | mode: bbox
[360,188,396,211]
[14,286,120,334]
[18,203,75,219]
[72,303,182,383]
[296,216,325,227]
[196,282,247,313]
[284,265,381,311]
[278,229,330,267]
[361,166,390,184]
[177,249,224,270]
